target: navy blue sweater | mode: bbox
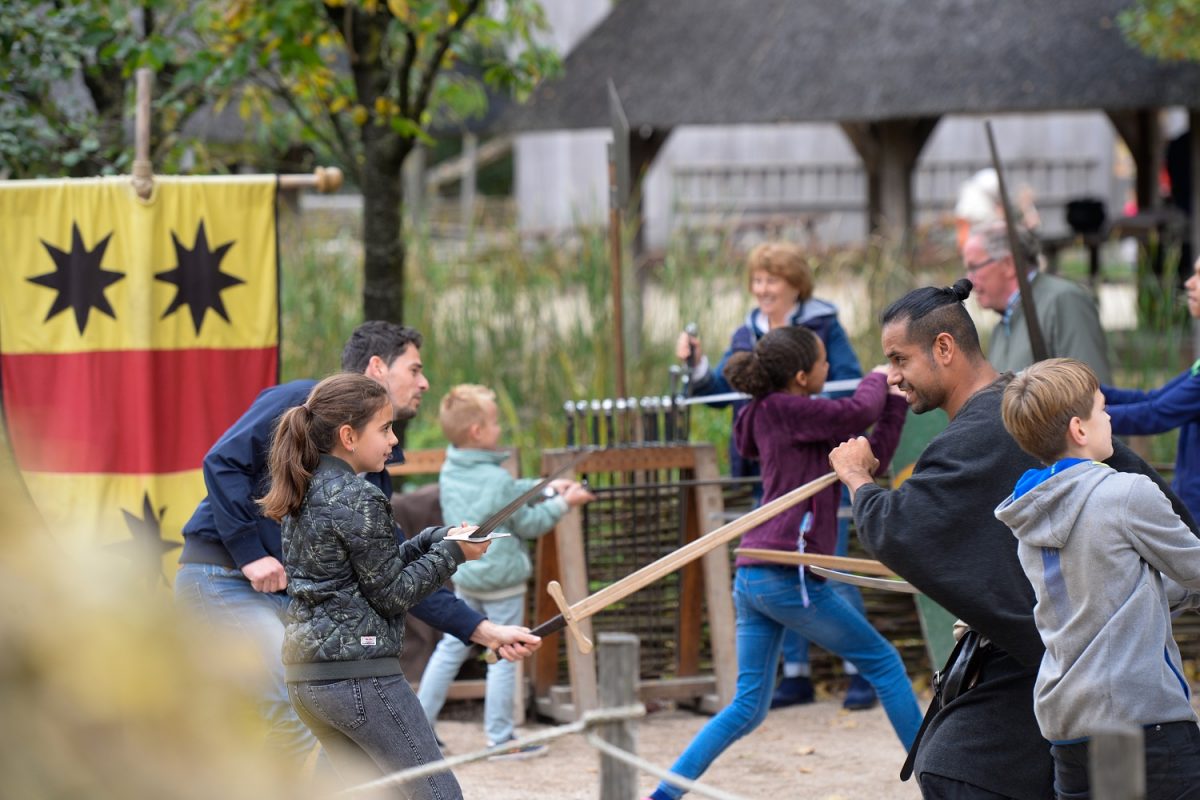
[1104,364,1200,523]
[180,379,483,643]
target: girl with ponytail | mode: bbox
[644,326,921,800]
[262,372,490,799]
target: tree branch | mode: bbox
[397,27,417,115]
[254,73,361,184]
[411,0,483,118]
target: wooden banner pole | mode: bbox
[132,68,154,199]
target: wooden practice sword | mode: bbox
[734,548,899,577]
[535,471,840,654]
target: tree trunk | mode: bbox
[361,128,409,322]
[348,12,412,324]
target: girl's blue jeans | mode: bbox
[782,485,866,673]
[653,565,923,799]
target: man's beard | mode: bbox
[906,384,945,415]
[393,405,419,423]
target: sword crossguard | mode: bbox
[546,580,593,654]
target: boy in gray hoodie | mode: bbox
[995,358,1200,799]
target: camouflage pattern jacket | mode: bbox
[281,455,464,680]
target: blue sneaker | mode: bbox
[769,676,814,709]
[842,674,878,711]
[486,737,549,761]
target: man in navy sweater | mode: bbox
[175,321,541,765]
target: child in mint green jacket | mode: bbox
[417,384,593,758]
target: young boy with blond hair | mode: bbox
[417,384,593,759]
[994,358,1200,798]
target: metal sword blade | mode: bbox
[468,447,594,539]
[807,565,920,594]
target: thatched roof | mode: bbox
[506,0,1200,131]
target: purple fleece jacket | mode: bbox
[732,372,907,566]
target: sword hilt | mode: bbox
[546,580,593,654]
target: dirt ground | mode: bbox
[438,692,926,800]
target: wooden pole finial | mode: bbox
[278,166,345,193]
[314,166,343,193]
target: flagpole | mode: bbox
[132,68,154,200]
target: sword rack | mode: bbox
[530,443,738,723]
[561,393,690,449]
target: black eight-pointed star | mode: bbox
[155,220,244,334]
[28,222,126,334]
[110,492,181,588]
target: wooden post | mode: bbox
[1089,728,1145,800]
[693,445,737,708]
[1190,109,1200,362]
[460,132,478,230]
[404,143,426,227]
[544,450,599,718]
[597,633,639,800]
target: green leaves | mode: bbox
[1119,0,1200,62]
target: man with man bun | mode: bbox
[829,280,1192,798]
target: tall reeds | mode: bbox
[278,209,965,474]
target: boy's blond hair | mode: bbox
[439,384,496,447]
[1001,358,1099,465]
[746,242,813,301]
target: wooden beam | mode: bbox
[840,117,940,238]
[1108,108,1163,212]
[1191,109,1200,266]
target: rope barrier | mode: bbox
[584,733,752,800]
[338,704,647,795]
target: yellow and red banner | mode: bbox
[0,176,279,583]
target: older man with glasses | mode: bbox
[962,220,1112,383]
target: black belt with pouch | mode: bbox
[900,627,986,781]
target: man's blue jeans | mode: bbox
[417,591,525,745]
[290,674,462,800]
[653,566,923,799]
[174,563,318,765]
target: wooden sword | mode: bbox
[535,471,840,654]
[734,548,899,577]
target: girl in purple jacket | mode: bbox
[644,326,921,800]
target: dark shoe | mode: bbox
[842,674,878,711]
[770,675,814,709]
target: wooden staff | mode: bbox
[538,471,840,654]
[734,548,898,577]
[985,119,1048,362]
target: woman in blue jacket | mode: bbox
[1102,257,1200,521]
